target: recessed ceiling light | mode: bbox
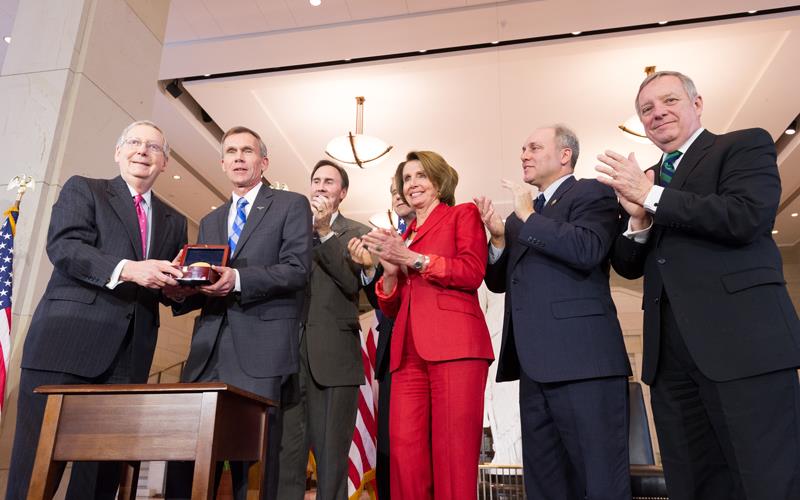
[792,213,798,217]
[203,73,211,77]
[571,31,582,35]
[211,205,217,210]
[172,175,181,180]
[344,58,351,62]
[419,49,427,53]
[748,10,758,14]
[310,0,321,6]
[491,40,499,45]
[772,229,779,234]
[786,120,797,135]
[3,36,10,44]
[658,21,668,25]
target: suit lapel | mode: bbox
[108,176,145,260]
[667,130,714,190]
[408,203,449,248]
[149,195,172,259]
[213,199,231,246]
[332,212,350,236]
[541,176,576,214]
[231,184,273,260]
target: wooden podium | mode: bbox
[28,383,277,500]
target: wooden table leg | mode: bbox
[255,408,271,500]
[192,392,219,500]
[118,461,140,500]
[27,395,65,500]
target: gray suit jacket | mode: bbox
[181,185,313,381]
[22,175,188,380]
[304,214,370,387]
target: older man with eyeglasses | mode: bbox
[5,120,188,500]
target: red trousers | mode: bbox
[389,330,489,500]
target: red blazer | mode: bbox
[377,202,494,372]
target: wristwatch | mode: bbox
[412,254,430,271]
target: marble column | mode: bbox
[0,0,171,493]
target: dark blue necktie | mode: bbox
[534,193,546,213]
[228,197,248,254]
[659,151,683,186]
[397,218,407,235]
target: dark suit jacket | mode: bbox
[21,175,188,380]
[181,185,312,381]
[485,176,631,383]
[612,128,800,384]
[378,203,494,370]
[303,214,370,387]
[363,265,392,381]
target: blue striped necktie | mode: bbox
[659,151,683,186]
[228,197,248,254]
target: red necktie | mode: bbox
[133,194,147,258]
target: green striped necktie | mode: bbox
[659,150,683,186]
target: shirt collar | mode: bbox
[231,183,262,207]
[126,184,152,206]
[662,127,705,161]
[540,174,573,203]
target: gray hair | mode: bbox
[221,126,269,158]
[635,71,699,115]
[116,120,170,158]
[550,124,580,169]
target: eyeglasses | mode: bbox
[123,137,165,154]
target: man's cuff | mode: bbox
[106,259,128,289]
[623,219,653,244]
[361,268,376,286]
[643,185,664,213]
[234,269,241,292]
[488,244,504,264]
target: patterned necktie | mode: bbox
[228,197,249,254]
[534,193,546,213]
[133,194,147,258]
[659,151,683,186]
[397,218,407,235]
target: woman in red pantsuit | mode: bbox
[362,151,494,500]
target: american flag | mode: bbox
[348,312,380,500]
[0,205,18,414]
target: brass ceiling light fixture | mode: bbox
[325,96,393,168]
[619,66,656,144]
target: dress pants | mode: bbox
[165,321,284,500]
[389,328,489,500]
[6,325,144,500]
[651,299,800,500]
[518,371,631,500]
[375,369,391,500]
[277,330,359,500]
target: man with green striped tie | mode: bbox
[595,70,800,500]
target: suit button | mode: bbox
[511,279,519,285]
[657,258,666,264]
[654,297,660,304]
[527,236,533,242]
